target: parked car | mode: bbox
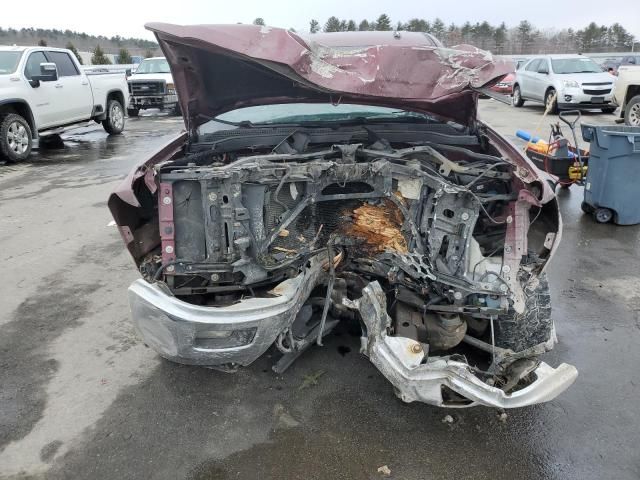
[620,55,640,67]
[126,57,179,117]
[601,56,640,75]
[512,54,616,113]
[612,65,640,126]
[0,46,128,162]
[490,72,515,95]
[601,58,619,73]
[109,24,576,408]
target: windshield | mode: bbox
[0,51,23,74]
[204,103,441,131]
[551,58,602,74]
[135,58,170,74]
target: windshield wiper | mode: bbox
[204,113,438,129]
[206,117,257,128]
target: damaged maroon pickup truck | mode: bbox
[109,24,577,407]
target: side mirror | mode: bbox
[29,62,58,87]
[125,68,132,77]
[538,67,549,74]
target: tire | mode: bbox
[544,88,558,114]
[594,207,613,224]
[494,274,553,353]
[103,99,125,135]
[512,84,524,107]
[171,103,182,117]
[127,108,139,118]
[0,113,33,162]
[624,95,640,127]
[601,107,616,114]
[581,201,594,214]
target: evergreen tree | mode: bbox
[118,48,132,64]
[253,18,265,26]
[406,19,429,32]
[493,22,507,53]
[517,20,534,53]
[66,42,83,65]
[309,19,320,34]
[91,45,111,65]
[375,14,392,31]
[431,18,446,40]
[324,16,342,32]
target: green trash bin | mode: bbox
[580,124,640,225]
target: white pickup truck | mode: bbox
[613,65,640,126]
[0,46,129,161]
[126,57,180,117]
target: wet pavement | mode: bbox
[1,103,639,480]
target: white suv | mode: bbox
[512,55,615,114]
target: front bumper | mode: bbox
[348,281,578,408]
[129,268,577,407]
[558,89,613,110]
[128,260,325,366]
[130,94,178,109]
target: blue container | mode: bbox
[581,124,640,225]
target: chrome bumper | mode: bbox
[348,281,578,408]
[129,94,178,107]
[128,260,325,366]
[129,268,577,407]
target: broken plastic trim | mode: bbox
[344,281,578,408]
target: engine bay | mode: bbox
[131,122,559,389]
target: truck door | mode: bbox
[23,50,58,129]
[46,50,93,123]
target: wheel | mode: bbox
[624,95,640,126]
[0,113,33,162]
[512,84,524,107]
[171,103,182,117]
[601,107,616,114]
[127,108,139,118]
[495,274,553,353]
[103,99,125,135]
[581,201,594,214]
[594,207,613,224]
[544,88,558,114]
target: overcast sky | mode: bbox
[4,0,640,40]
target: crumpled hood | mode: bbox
[146,23,514,128]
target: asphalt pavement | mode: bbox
[0,103,638,480]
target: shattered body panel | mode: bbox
[110,24,576,407]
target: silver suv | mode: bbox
[513,55,616,113]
